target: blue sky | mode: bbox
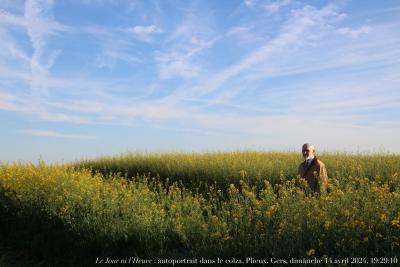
[0,0,399,163]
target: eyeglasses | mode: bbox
[302,149,311,152]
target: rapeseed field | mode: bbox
[0,151,399,266]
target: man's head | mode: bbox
[302,143,315,160]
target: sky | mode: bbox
[0,0,399,163]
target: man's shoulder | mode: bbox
[314,158,326,167]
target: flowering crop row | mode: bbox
[75,151,400,190]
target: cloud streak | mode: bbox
[21,129,95,139]
[155,8,218,80]
[25,0,58,96]
[264,0,292,15]
[130,25,161,34]
[128,24,162,42]
[337,25,371,38]
[165,4,345,101]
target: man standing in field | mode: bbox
[298,143,328,193]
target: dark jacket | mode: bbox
[298,157,328,193]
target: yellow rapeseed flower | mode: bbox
[323,220,331,230]
[379,213,387,222]
[306,249,315,256]
[391,219,400,227]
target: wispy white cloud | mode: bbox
[336,25,371,38]
[0,90,93,124]
[165,4,345,101]
[130,24,161,34]
[243,22,399,83]
[225,22,268,46]
[79,25,143,69]
[155,51,202,79]
[21,129,95,139]
[0,86,185,125]
[0,26,31,67]
[287,74,400,117]
[37,111,93,124]
[227,26,249,36]
[0,11,31,86]
[1,2,68,32]
[22,0,70,99]
[244,0,293,15]
[0,92,17,110]
[244,0,257,8]
[155,9,217,79]
[95,50,140,69]
[0,8,27,27]
[128,24,162,42]
[264,0,292,15]
[47,98,187,122]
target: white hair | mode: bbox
[302,143,315,151]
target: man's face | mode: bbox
[302,145,314,159]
